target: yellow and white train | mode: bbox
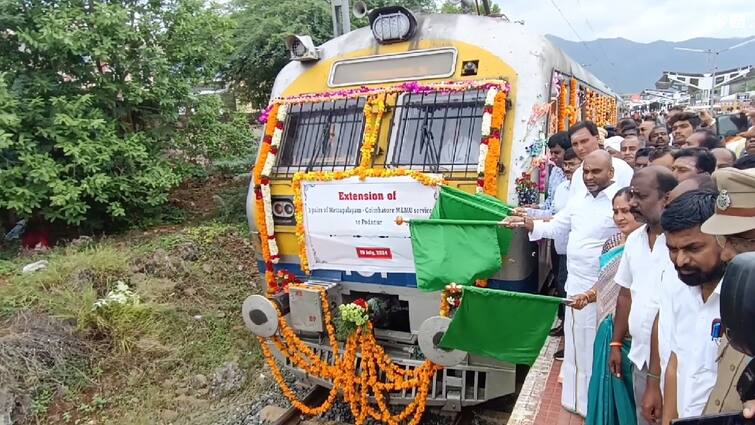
[244,7,619,410]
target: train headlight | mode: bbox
[285,35,320,62]
[368,6,417,44]
[271,196,296,225]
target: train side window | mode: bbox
[274,97,367,178]
[387,89,487,178]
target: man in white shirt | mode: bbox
[610,166,678,425]
[659,191,726,423]
[568,121,635,199]
[641,174,716,422]
[504,150,620,416]
[523,148,583,347]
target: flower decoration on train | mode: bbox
[558,80,568,131]
[569,78,579,126]
[250,80,510,424]
[260,285,442,425]
[515,172,540,206]
[359,95,386,169]
[271,269,300,294]
[337,298,371,337]
[445,283,463,308]
[477,88,507,195]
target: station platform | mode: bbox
[508,334,585,425]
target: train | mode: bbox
[242,6,619,413]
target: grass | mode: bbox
[0,218,265,424]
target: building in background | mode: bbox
[655,66,755,107]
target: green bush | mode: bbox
[174,95,257,167]
[0,0,233,230]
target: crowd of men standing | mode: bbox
[504,105,755,424]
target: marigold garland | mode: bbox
[251,81,514,423]
[476,89,507,195]
[292,167,444,274]
[569,78,579,126]
[253,104,282,294]
[359,95,386,168]
[558,80,568,131]
[259,285,442,424]
[260,80,510,118]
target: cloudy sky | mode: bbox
[495,0,755,42]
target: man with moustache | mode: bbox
[609,166,678,425]
[701,168,755,416]
[503,150,621,417]
[649,126,670,148]
[568,121,634,199]
[668,112,702,148]
[640,175,715,423]
[660,191,727,423]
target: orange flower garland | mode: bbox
[569,78,579,126]
[292,167,444,275]
[259,285,442,425]
[253,104,281,294]
[359,94,386,169]
[480,90,506,196]
[252,81,515,423]
[558,80,568,131]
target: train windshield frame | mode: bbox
[386,88,487,178]
[273,97,367,178]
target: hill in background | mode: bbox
[546,35,755,94]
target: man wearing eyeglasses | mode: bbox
[700,167,755,416]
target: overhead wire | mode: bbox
[575,2,618,70]
[546,0,600,66]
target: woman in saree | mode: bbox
[570,187,642,425]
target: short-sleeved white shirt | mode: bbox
[615,225,671,369]
[670,282,722,418]
[657,259,688,387]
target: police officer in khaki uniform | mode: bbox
[701,167,755,414]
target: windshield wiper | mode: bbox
[305,113,333,172]
[419,111,440,173]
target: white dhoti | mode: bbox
[527,184,622,417]
[560,269,599,417]
[561,296,597,417]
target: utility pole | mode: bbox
[480,0,491,15]
[674,37,755,106]
[330,0,351,38]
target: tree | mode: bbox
[440,0,501,15]
[0,0,234,229]
[227,0,436,108]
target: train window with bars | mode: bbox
[274,98,367,177]
[387,89,487,178]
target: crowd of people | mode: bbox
[503,106,755,424]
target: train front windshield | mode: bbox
[274,97,367,178]
[388,88,486,177]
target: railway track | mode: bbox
[271,385,485,425]
[271,385,330,425]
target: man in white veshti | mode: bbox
[503,150,621,416]
[568,121,634,199]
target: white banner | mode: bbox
[302,175,439,273]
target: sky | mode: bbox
[494,0,755,43]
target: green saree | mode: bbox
[586,236,637,425]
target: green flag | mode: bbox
[440,287,561,365]
[410,219,502,292]
[430,186,514,257]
